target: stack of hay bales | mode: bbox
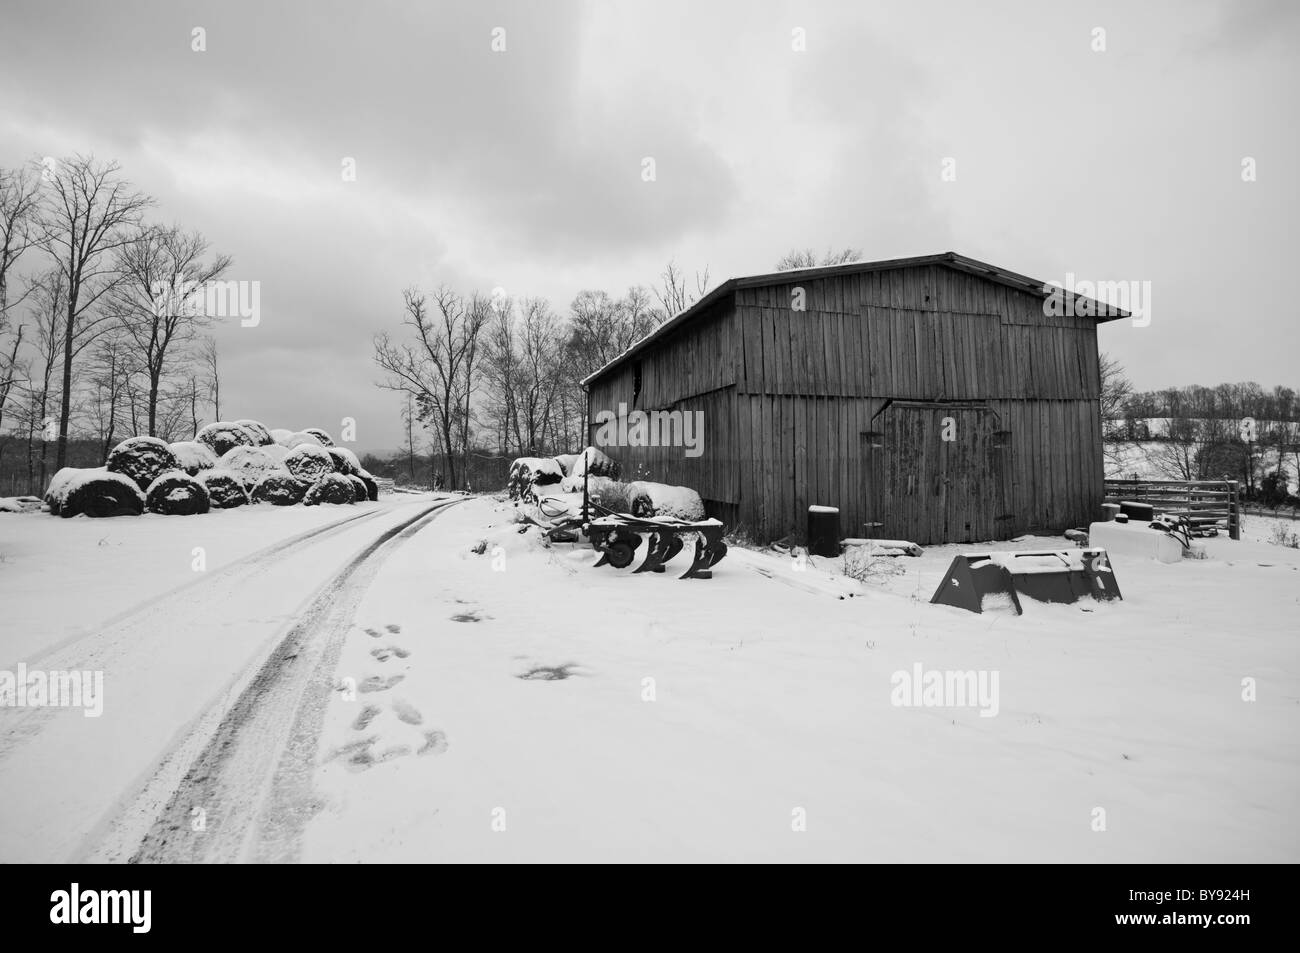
[44,420,383,518]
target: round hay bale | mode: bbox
[106,436,180,491]
[357,471,379,502]
[284,444,334,482]
[303,472,355,506]
[508,456,563,499]
[219,446,283,488]
[346,474,369,502]
[145,470,211,516]
[199,469,250,508]
[553,453,580,477]
[169,440,217,476]
[627,481,705,521]
[45,466,89,515]
[252,473,308,506]
[260,443,290,466]
[269,428,296,446]
[195,421,258,457]
[568,446,620,482]
[60,469,145,518]
[302,428,335,447]
[281,430,323,449]
[233,419,275,446]
[328,446,361,475]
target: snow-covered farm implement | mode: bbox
[930,547,1122,614]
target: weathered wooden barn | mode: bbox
[582,253,1125,545]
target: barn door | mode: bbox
[865,402,1010,545]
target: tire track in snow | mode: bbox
[0,505,396,762]
[89,498,462,863]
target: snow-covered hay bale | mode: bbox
[553,453,580,476]
[233,419,275,446]
[328,446,362,475]
[508,456,563,499]
[346,474,369,502]
[270,428,296,446]
[568,446,620,482]
[252,473,308,506]
[627,481,705,521]
[106,436,180,491]
[45,467,88,515]
[58,469,145,519]
[357,472,379,502]
[195,421,258,457]
[279,430,324,449]
[219,446,284,488]
[302,428,335,447]
[284,444,334,482]
[199,469,250,508]
[303,472,355,506]
[260,442,290,466]
[145,470,211,516]
[169,440,217,476]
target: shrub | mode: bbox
[199,469,250,508]
[253,473,309,506]
[284,444,334,482]
[106,436,180,491]
[303,472,355,505]
[196,421,258,457]
[145,471,211,516]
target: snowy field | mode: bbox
[1,494,1297,862]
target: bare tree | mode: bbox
[35,155,153,469]
[775,247,863,270]
[103,224,230,436]
[0,166,42,433]
[199,335,220,420]
[373,286,487,489]
[654,260,710,319]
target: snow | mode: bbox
[0,496,42,513]
[808,504,840,513]
[168,440,217,474]
[1,494,1295,862]
[566,446,619,481]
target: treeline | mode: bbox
[0,157,228,495]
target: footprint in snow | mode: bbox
[418,730,449,756]
[385,623,402,634]
[358,674,405,693]
[392,699,423,726]
[352,705,381,730]
[364,627,382,638]
[451,611,483,622]
[370,645,411,662]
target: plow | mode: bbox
[930,547,1122,614]
[519,453,728,580]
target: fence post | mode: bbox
[1228,480,1240,540]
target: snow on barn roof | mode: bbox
[581,251,1130,387]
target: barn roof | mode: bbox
[581,251,1129,387]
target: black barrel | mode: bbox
[1119,500,1155,522]
[807,505,841,557]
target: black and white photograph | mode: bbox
[0,0,1294,914]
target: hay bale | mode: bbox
[145,470,211,516]
[328,446,362,475]
[252,473,308,506]
[346,474,369,502]
[568,446,620,482]
[553,453,580,476]
[269,428,296,446]
[195,421,258,457]
[303,472,355,506]
[284,444,334,482]
[627,481,705,521]
[357,471,379,501]
[169,440,218,476]
[199,469,250,508]
[219,446,284,488]
[106,436,180,491]
[233,419,275,446]
[58,469,145,518]
[508,456,563,499]
[302,428,335,447]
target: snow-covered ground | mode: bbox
[1,494,1296,862]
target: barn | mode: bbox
[582,252,1126,545]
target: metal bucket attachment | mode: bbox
[931,548,1122,614]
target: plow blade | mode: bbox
[931,548,1122,615]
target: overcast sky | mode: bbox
[2,0,1296,451]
